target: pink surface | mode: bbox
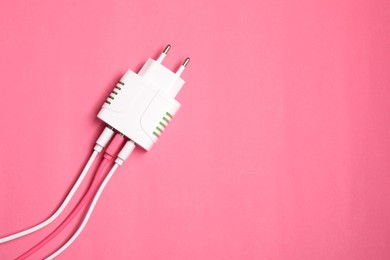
[0,0,390,259]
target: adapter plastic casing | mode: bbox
[97,48,188,151]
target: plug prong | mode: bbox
[157,44,171,63]
[182,57,190,67]
[163,44,171,54]
[176,57,190,76]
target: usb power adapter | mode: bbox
[97,45,189,150]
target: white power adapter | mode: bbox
[97,45,189,150]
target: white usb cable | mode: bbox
[46,141,136,259]
[0,127,114,244]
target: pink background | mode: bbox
[0,0,390,259]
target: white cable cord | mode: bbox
[46,164,119,260]
[46,140,135,259]
[0,151,98,244]
[0,126,114,244]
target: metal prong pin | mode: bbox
[157,44,171,63]
[176,57,190,76]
